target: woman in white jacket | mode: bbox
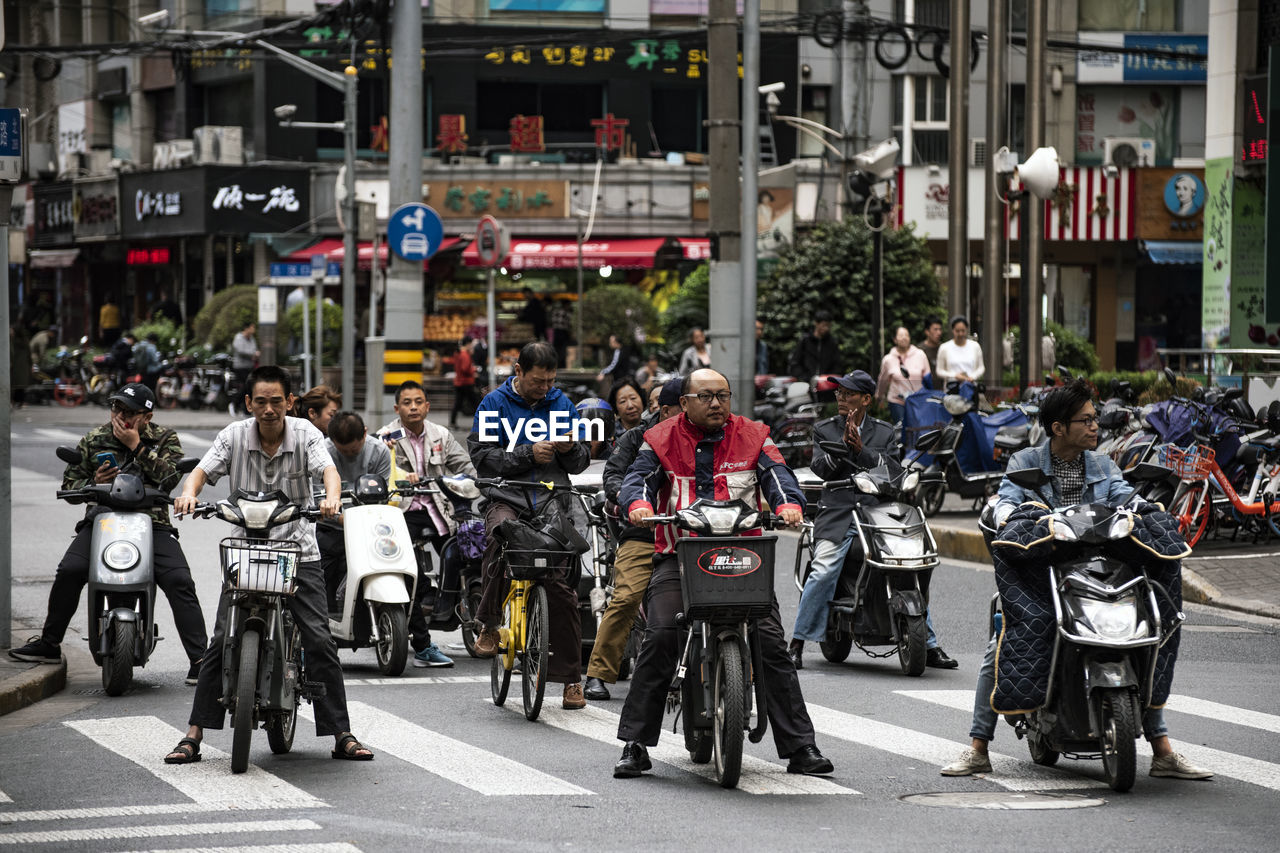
[935,316,985,383]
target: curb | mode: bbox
[931,525,991,565]
[0,657,68,717]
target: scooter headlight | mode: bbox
[853,474,880,495]
[1079,596,1141,640]
[102,541,140,571]
[373,522,395,538]
[1051,520,1079,541]
[372,536,402,560]
[1105,512,1135,540]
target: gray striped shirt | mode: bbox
[198,416,335,561]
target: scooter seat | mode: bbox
[994,426,1029,449]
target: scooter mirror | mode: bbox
[56,446,83,465]
[1163,366,1178,388]
[1007,467,1051,491]
[914,429,941,451]
[177,457,200,474]
[441,476,481,500]
[1058,365,1073,379]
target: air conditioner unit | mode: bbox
[969,138,987,168]
[153,139,195,170]
[193,126,244,165]
[1103,137,1155,168]
[87,149,114,174]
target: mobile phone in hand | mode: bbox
[95,451,118,469]
[381,428,406,442]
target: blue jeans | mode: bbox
[968,635,1169,742]
[793,526,943,647]
[887,402,905,427]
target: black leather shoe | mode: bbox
[614,742,652,778]
[787,745,834,775]
[926,647,959,669]
[790,643,804,671]
[584,677,611,701]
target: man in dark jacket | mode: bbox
[788,370,957,669]
[582,377,683,701]
[787,310,842,381]
[468,341,592,709]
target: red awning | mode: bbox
[462,237,672,270]
[679,237,711,261]
[285,237,465,270]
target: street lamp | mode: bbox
[141,10,359,406]
[995,144,1061,391]
[846,139,901,361]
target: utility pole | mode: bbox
[739,0,760,413]
[946,0,970,322]
[838,0,860,211]
[707,0,743,388]
[982,0,1008,383]
[380,0,424,417]
[0,183,11,650]
[1024,0,1047,383]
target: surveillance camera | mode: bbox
[273,104,298,120]
[757,82,786,95]
[852,138,901,181]
[1102,163,1119,179]
[138,10,171,28]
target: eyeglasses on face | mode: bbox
[683,390,732,405]
[835,389,867,400]
[1068,415,1099,428]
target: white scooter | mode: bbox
[328,474,419,676]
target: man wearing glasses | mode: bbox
[941,378,1211,780]
[613,368,834,778]
[9,384,208,684]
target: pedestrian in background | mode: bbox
[919,316,943,380]
[29,326,56,367]
[597,333,632,393]
[10,323,30,406]
[755,318,770,376]
[230,322,258,414]
[788,310,841,381]
[450,336,478,430]
[133,333,164,393]
[935,316,985,384]
[99,296,122,346]
[876,326,928,426]
[549,299,572,367]
[678,327,711,375]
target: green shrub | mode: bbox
[576,284,660,364]
[191,285,259,351]
[1007,321,1101,377]
[128,318,182,351]
[661,263,710,353]
[280,299,344,362]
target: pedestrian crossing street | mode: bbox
[2,687,1279,848]
[14,427,213,452]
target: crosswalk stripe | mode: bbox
[299,702,591,796]
[342,675,490,687]
[1166,694,1280,735]
[500,701,859,795]
[124,846,360,853]
[0,789,10,803]
[896,689,1280,793]
[32,428,85,443]
[809,701,1105,791]
[0,819,321,846]
[0,803,308,825]
[177,432,213,450]
[64,717,326,808]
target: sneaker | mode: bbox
[413,643,455,668]
[1150,752,1214,780]
[185,659,202,685]
[8,637,60,664]
[940,747,993,776]
[562,682,587,709]
[473,628,500,658]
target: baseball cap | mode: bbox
[108,383,156,412]
[833,370,876,395]
[658,376,684,408]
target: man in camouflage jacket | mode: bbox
[7,383,209,683]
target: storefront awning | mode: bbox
[679,237,711,261]
[461,237,677,270]
[28,248,80,269]
[285,237,465,270]
[1141,241,1203,265]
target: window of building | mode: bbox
[652,87,706,154]
[797,86,831,158]
[476,81,605,144]
[893,0,948,27]
[1078,0,1177,32]
[894,75,949,166]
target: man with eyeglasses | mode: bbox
[163,365,374,765]
[941,378,1211,781]
[613,368,834,778]
[787,370,958,670]
[9,384,209,685]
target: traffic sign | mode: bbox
[474,215,509,268]
[387,202,444,262]
[0,109,25,184]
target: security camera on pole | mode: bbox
[845,138,901,360]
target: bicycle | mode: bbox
[483,478,590,722]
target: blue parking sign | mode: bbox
[0,108,23,183]
[387,203,444,262]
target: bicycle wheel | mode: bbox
[231,628,259,774]
[1170,482,1211,547]
[713,639,746,789]
[461,581,483,658]
[490,596,514,706]
[522,584,550,721]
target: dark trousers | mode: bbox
[189,560,351,737]
[318,524,346,611]
[43,522,208,663]
[450,385,478,427]
[477,501,582,684]
[552,329,570,368]
[405,509,447,654]
[616,555,816,758]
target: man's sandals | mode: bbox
[164,738,201,764]
[332,733,373,761]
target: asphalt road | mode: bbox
[3,426,1280,852]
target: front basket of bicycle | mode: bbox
[1158,443,1215,482]
[219,537,301,595]
[502,548,574,581]
[677,535,777,621]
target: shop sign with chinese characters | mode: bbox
[121,167,310,237]
[484,38,738,80]
[33,182,76,247]
[425,180,567,219]
[73,176,120,240]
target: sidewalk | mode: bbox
[0,626,67,717]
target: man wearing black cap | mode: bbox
[8,384,209,683]
[583,376,683,701]
[788,370,957,669]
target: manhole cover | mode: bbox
[900,792,1106,811]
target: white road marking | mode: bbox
[0,803,308,825]
[124,846,359,853]
[0,789,10,803]
[298,702,590,797]
[811,700,1105,791]
[64,717,326,808]
[1165,694,1280,734]
[0,819,321,846]
[32,428,85,443]
[501,701,859,795]
[342,675,490,687]
[896,689,1280,792]
[177,432,213,450]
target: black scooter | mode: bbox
[912,382,1004,515]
